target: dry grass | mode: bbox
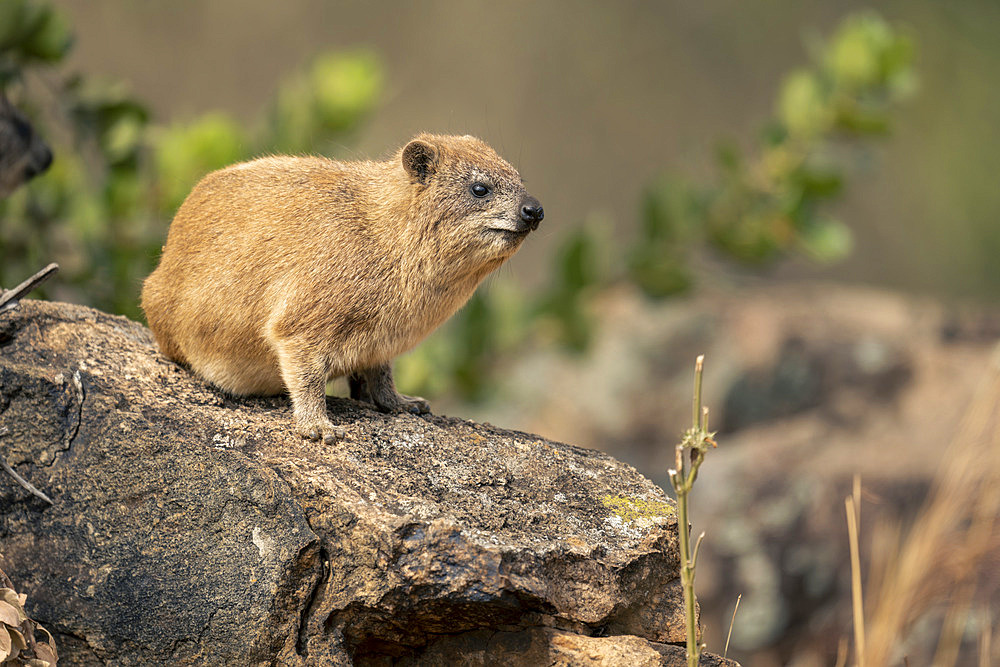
[846,477,865,667]
[855,344,1000,665]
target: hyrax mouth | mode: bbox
[486,197,543,238]
[486,221,533,240]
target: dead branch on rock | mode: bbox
[0,427,54,506]
[0,264,59,314]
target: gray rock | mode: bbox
[0,301,733,665]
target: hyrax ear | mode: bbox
[401,139,439,184]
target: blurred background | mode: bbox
[2,1,999,665]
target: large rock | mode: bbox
[0,301,731,665]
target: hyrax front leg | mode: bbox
[349,362,430,415]
[274,342,345,444]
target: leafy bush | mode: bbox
[628,11,916,297]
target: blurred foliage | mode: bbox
[0,0,72,84]
[532,223,609,353]
[0,0,381,319]
[1,3,914,404]
[403,11,916,400]
[627,11,915,297]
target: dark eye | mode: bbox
[470,182,490,198]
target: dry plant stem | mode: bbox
[834,637,849,667]
[724,593,741,660]
[932,581,976,667]
[670,354,716,667]
[0,426,53,505]
[846,491,864,667]
[980,606,992,667]
[0,262,59,313]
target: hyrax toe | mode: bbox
[400,394,431,415]
[297,418,346,444]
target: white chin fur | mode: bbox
[487,222,527,234]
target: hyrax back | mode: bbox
[141,134,543,442]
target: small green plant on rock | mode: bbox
[669,355,718,667]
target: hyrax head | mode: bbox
[0,94,53,198]
[399,134,543,264]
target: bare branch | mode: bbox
[0,263,59,313]
[0,426,55,505]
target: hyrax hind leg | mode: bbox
[348,362,430,415]
[273,340,345,444]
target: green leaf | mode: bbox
[310,50,382,133]
[797,161,844,199]
[629,251,692,299]
[828,13,888,89]
[0,0,72,63]
[102,113,146,165]
[155,112,246,213]
[779,69,831,138]
[797,218,853,262]
[0,0,30,50]
[21,4,72,61]
[708,207,787,264]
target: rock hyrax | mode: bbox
[141,134,543,442]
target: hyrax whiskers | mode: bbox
[141,134,543,443]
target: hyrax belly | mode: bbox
[141,134,544,443]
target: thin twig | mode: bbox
[724,593,741,660]
[1,457,54,505]
[693,355,704,430]
[834,636,849,667]
[853,474,861,529]
[0,426,54,505]
[847,492,865,667]
[0,263,59,313]
[980,606,992,667]
[931,580,976,667]
[691,531,706,569]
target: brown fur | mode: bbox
[141,134,542,442]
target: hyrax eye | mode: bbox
[470,182,491,198]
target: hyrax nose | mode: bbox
[519,197,544,230]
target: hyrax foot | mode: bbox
[395,394,430,415]
[349,363,431,415]
[296,417,346,445]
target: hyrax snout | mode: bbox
[0,94,53,198]
[141,133,543,442]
